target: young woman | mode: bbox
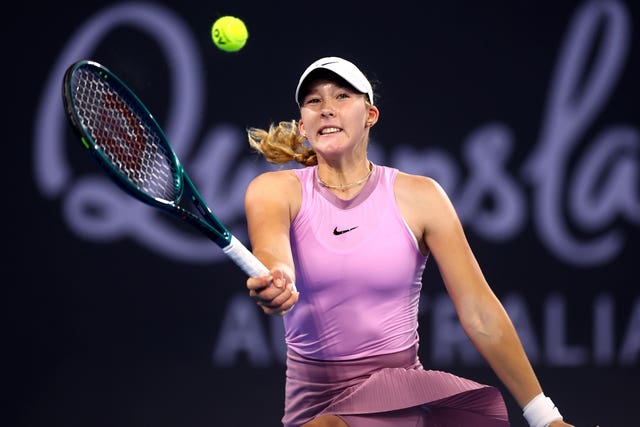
[244,57,573,427]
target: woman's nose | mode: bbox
[320,105,335,117]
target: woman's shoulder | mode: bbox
[395,173,459,232]
[395,171,446,197]
[246,168,303,201]
[394,171,456,220]
[246,168,303,221]
[250,168,300,186]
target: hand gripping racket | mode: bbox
[62,60,271,279]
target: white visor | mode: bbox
[295,57,374,106]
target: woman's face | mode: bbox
[298,78,378,160]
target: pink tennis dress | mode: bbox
[282,164,509,427]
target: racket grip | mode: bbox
[222,235,270,277]
[223,236,299,294]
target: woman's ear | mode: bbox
[366,105,380,127]
[298,120,306,138]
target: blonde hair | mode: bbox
[247,120,317,166]
[248,97,375,166]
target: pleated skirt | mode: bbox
[283,345,509,427]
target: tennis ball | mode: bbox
[211,16,248,52]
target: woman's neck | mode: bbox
[315,160,373,197]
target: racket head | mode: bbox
[62,60,183,208]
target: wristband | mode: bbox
[523,393,563,427]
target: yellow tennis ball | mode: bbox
[211,16,248,52]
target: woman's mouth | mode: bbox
[319,127,341,135]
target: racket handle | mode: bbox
[223,235,270,278]
[223,236,299,294]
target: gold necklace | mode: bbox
[316,162,374,190]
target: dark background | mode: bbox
[8,1,638,426]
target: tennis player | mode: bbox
[244,56,573,427]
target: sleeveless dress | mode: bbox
[282,164,509,427]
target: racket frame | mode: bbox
[62,60,232,249]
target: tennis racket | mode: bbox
[62,59,271,279]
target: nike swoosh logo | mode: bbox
[333,226,358,235]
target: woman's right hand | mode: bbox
[247,267,299,316]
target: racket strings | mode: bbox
[71,67,179,202]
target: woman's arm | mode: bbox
[397,174,572,427]
[244,170,300,315]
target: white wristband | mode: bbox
[523,393,563,427]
